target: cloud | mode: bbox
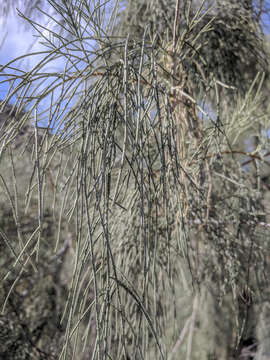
[0,4,102,129]
[0,11,67,124]
[1,12,63,70]
[1,16,31,56]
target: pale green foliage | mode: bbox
[0,1,270,359]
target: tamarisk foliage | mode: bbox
[1,0,270,359]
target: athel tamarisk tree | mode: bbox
[1,0,270,359]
